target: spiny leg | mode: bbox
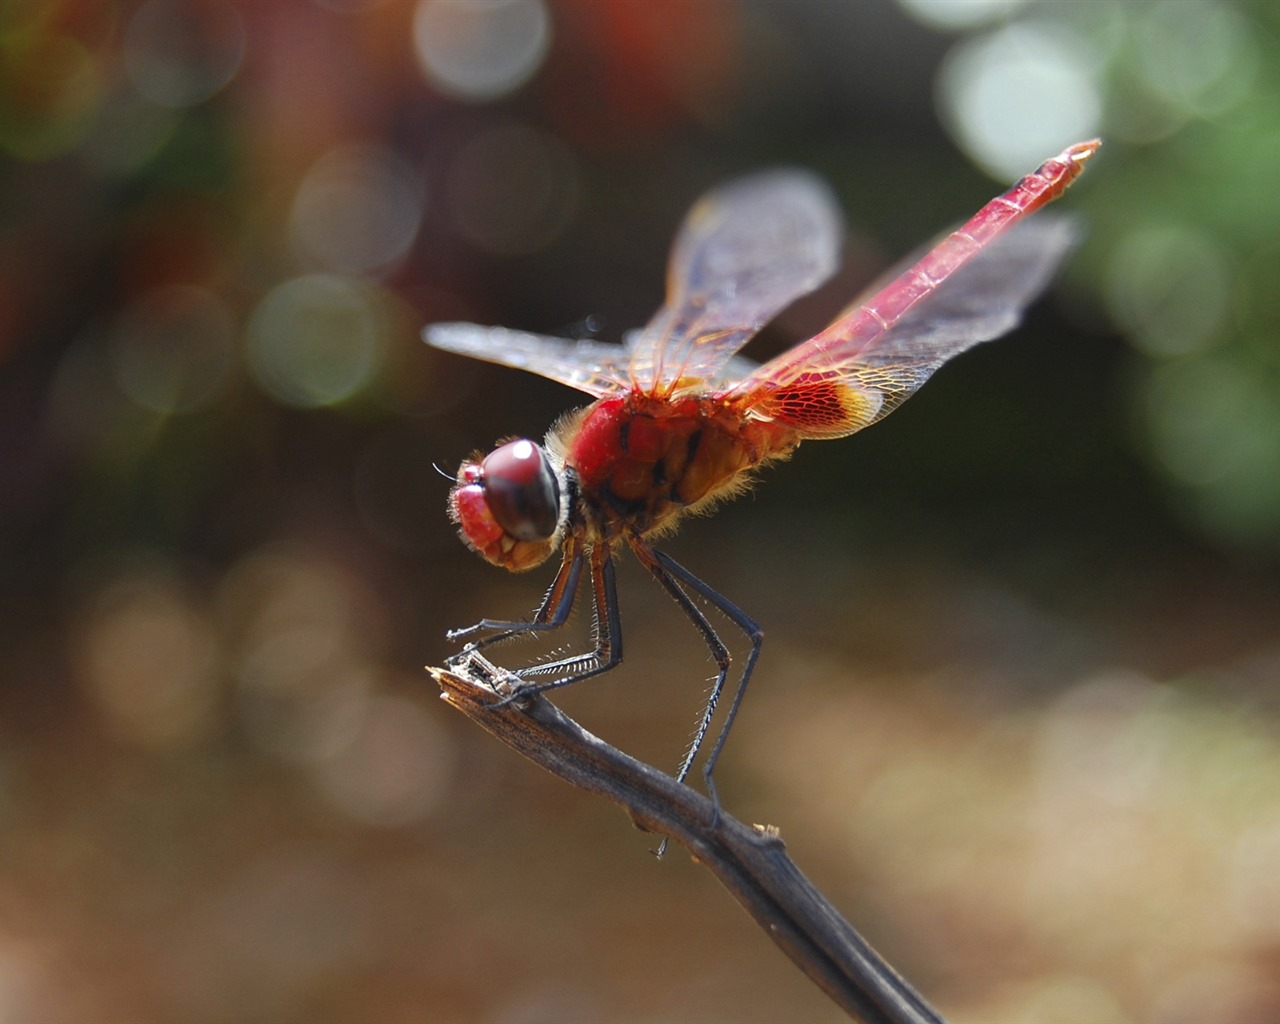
[636,544,763,810]
[515,542,623,690]
[447,538,584,657]
[652,548,763,793]
[448,540,623,706]
[630,542,731,795]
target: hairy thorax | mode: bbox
[556,390,800,543]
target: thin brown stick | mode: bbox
[432,653,947,1024]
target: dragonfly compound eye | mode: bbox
[481,439,561,541]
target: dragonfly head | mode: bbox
[448,439,566,572]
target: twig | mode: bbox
[431,653,947,1024]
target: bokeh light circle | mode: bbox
[1135,0,1258,120]
[246,275,388,408]
[1142,356,1274,489]
[220,544,383,766]
[896,0,1031,32]
[314,694,456,827]
[938,23,1101,180]
[413,0,551,102]
[290,144,427,277]
[108,285,237,414]
[73,567,222,750]
[123,0,246,108]
[0,30,101,160]
[1105,223,1233,357]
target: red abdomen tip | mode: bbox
[1063,138,1101,165]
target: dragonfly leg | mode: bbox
[512,543,623,690]
[446,540,584,656]
[633,543,764,815]
[449,542,623,707]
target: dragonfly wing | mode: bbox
[424,322,631,398]
[852,216,1078,368]
[619,329,760,388]
[734,216,1079,438]
[628,170,843,393]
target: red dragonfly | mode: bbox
[426,140,1098,803]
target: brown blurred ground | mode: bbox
[4,2,1280,1022]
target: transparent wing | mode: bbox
[426,141,1095,410]
[424,173,838,399]
[729,140,1097,437]
[732,217,1080,438]
[423,323,633,398]
[627,170,843,394]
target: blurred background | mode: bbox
[3,0,1280,1021]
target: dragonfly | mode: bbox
[425,139,1098,814]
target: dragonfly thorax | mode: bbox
[562,392,800,542]
[449,438,568,572]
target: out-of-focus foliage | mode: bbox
[922,0,1280,548]
[2,1,1279,1022]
